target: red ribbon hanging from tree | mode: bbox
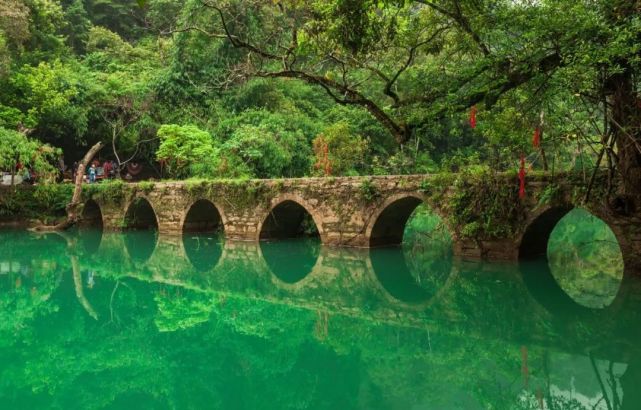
[519,154,526,199]
[469,105,477,128]
[532,127,541,148]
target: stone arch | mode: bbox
[258,195,324,241]
[367,193,446,247]
[518,205,626,262]
[518,205,626,314]
[181,199,226,233]
[124,196,158,230]
[519,205,573,260]
[80,199,104,228]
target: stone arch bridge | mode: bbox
[81,174,640,269]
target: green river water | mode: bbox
[0,209,639,409]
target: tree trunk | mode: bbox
[603,1,641,215]
[71,250,99,320]
[612,77,641,190]
[59,142,105,229]
[606,66,641,214]
[34,142,105,231]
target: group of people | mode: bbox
[2,157,128,186]
[71,160,118,183]
[59,156,145,184]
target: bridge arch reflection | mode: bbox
[182,234,223,273]
[122,197,159,263]
[260,238,321,285]
[365,195,456,306]
[368,247,456,307]
[78,199,104,253]
[123,230,158,264]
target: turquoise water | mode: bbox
[0,219,639,409]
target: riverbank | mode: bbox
[0,184,73,225]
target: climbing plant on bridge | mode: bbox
[421,168,526,240]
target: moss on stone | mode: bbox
[425,170,526,240]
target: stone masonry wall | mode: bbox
[83,174,640,267]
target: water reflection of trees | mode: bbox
[2,229,641,408]
[7,275,636,409]
[0,232,66,347]
[547,208,624,309]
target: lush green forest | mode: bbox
[0,0,639,183]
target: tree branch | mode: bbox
[413,0,490,56]
[258,69,408,142]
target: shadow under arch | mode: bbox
[123,197,159,264]
[182,199,225,233]
[124,196,159,230]
[182,199,225,272]
[367,195,425,247]
[259,199,322,240]
[519,206,625,316]
[79,199,103,228]
[519,206,573,259]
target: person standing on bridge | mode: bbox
[89,164,97,184]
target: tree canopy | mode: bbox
[0,127,60,183]
[0,0,638,197]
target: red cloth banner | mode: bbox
[469,105,477,128]
[532,127,541,148]
[519,154,526,199]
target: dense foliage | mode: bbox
[0,0,638,186]
[0,127,60,183]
